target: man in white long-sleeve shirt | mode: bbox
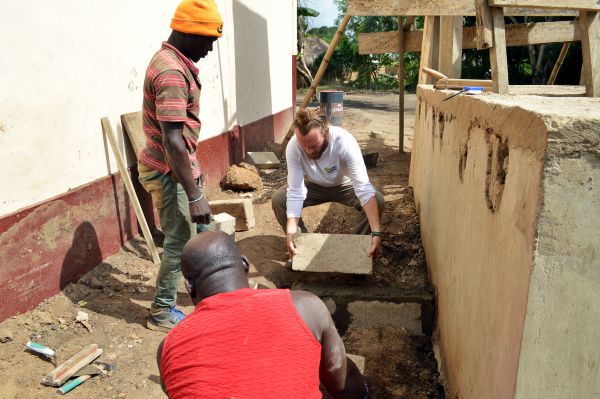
[272,109,385,261]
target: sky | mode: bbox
[304,0,339,29]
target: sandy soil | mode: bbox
[0,93,444,398]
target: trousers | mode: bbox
[271,180,384,235]
[138,162,214,309]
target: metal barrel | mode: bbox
[319,90,344,126]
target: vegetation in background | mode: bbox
[300,1,582,91]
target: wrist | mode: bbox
[370,231,384,237]
[188,191,204,204]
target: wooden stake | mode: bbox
[490,7,510,94]
[101,117,161,265]
[398,16,405,154]
[579,11,600,96]
[281,12,352,149]
[547,42,571,85]
[419,16,437,84]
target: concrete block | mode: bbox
[213,212,235,236]
[370,130,386,139]
[209,199,255,231]
[347,354,366,374]
[348,301,422,335]
[244,152,281,169]
[292,233,372,274]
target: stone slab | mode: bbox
[244,152,281,169]
[291,233,372,274]
[209,199,255,231]
[213,212,236,236]
[348,301,422,335]
[347,354,366,374]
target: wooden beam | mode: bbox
[490,0,600,11]
[476,0,494,49]
[358,20,580,54]
[438,16,463,78]
[490,8,509,94]
[419,16,437,84]
[579,11,600,96]
[348,0,578,16]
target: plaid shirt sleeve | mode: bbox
[153,70,189,123]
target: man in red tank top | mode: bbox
[157,231,368,398]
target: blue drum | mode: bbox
[319,90,344,126]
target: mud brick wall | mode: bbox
[409,86,600,398]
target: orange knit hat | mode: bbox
[170,0,223,37]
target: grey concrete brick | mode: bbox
[292,233,372,274]
[209,199,255,231]
[244,152,281,169]
[213,212,236,236]
[348,301,422,335]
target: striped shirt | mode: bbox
[139,42,202,179]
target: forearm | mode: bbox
[286,217,300,235]
[362,196,381,232]
[163,132,201,200]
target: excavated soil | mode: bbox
[0,93,445,398]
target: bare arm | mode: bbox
[156,339,167,394]
[291,291,366,399]
[160,121,211,224]
[362,196,382,258]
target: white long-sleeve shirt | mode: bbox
[285,126,376,218]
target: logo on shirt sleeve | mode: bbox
[324,165,338,174]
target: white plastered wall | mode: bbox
[0,0,296,217]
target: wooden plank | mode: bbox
[120,111,145,156]
[476,0,494,49]
[579,11,600,96]
[434,78,494,88]
[42,344,102,387]
[419,16,437,84]
[358,20,579,54]
[439,16,463,78]
[490,0,600,11]
[348,0,578,16]
[490,7,509,94]
[101,117,161,265]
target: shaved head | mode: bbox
[181,231,249,301]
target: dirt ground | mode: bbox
[0,93,444,398]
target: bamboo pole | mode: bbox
[547,42,571,85]
[281,12,352,149]
[101,117,161,265]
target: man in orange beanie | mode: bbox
[137,0,223,332]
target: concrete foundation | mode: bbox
[409,86,600,398]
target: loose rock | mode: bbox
[221,164,263,192]
[0,328,13,343]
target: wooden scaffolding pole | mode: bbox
[547,42,571,84]
[281,12,352,149]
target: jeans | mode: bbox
[138,163,214,309]
[271,181,385,235]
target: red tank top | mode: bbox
[161,288,322,399]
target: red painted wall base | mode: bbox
[0,107,292,322]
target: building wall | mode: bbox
[0,0,296,321]
[515,117,600,398]
[410,86,600,398]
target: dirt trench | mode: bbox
[0,93,444,398]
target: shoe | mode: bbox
[147,306,186,332]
